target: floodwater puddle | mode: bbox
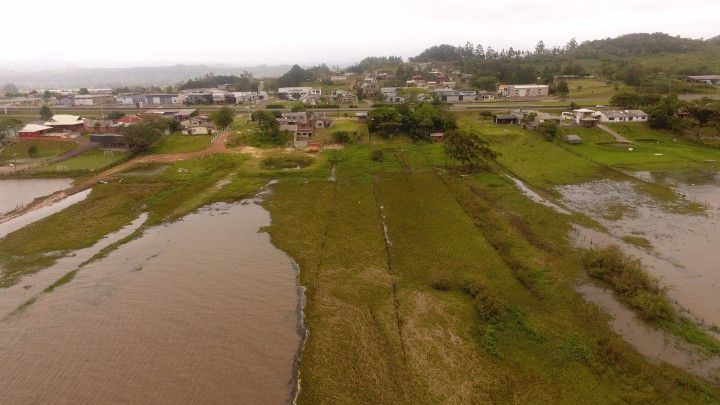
[560,178,720,327]
[0,189,91,239]
[0,178,73,214]
[0,213,148,317]
[0,198,303,403]
[578,282,720,383]
[505,174,571,215]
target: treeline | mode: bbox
[177,73,258,91]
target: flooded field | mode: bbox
[0,189,91,239]
[0,200,303,404]
[0,178,72,214]
[559,176,720,327]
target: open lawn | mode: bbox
[0,139,76,164]
[150,133,212,154]
[36,149,130,174]
[558,124,720,172]
[313,118,368,144]
[564,79,633,100]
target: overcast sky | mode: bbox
[1,0,718,70]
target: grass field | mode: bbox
[313,118,368,144]
[557,124,720,172]
[36,149,129,174]
[149,133,212,154]
[263,141,719,403]
[564,79,633,100]
[0,139,77,163]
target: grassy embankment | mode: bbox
[263,134,719,402]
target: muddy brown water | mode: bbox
[559,177,720,327]
[0,178,73,215]
[0,189,91,239]
[0,200,303,404]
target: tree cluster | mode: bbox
[367,102,456,140]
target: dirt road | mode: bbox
[0,132,231,225]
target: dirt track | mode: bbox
[0,132,231,225]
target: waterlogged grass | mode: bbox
[0,153,264,287]
[582,246,720,354]
[263,142,719,403]
[150,133,212,154]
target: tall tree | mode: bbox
[210,106,235,130]
[40,105,53,120]
[535,40,546,55]
[444,129,497,168]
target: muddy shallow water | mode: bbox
[559,177,720,327]
[0,178,73,214]
[0,201,303,404]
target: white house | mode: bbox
[595,109,648,123]
[277,87,321,101]
[498,84,549,98]
[380,87,405,104]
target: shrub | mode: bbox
[261,154,315,170]
[479,111,494,119]
[474,291,503,321]
[430,276,453,291]
[582,245,674,322]
[332,130,351,144]
[266,103,284,109]
[27,145,38,157]
[371,149,383,161]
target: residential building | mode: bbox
[493,114,519,125]
[18,124,53,138]
[145,109,198,122]
[477,91,496,101]
[381,87,405,104]
[44,115,85,132]
[498,84,549,98]
[73,94,115,106]
[434,88,477,103]
[595,109,648,123]
[572,109,599,127]
[685,75,720,85]
[277,87,321,101]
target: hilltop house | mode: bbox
[572,109,599,127]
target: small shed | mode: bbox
[90,133,128,149]
[355,111,368,121]
[429,132,444,143]
[494,114,518,125]
[564,134,583,144]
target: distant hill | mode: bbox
[0,64,292,89]
[573,32,714,58]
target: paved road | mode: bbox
[0,131,231,225]
[597,124,631,143]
